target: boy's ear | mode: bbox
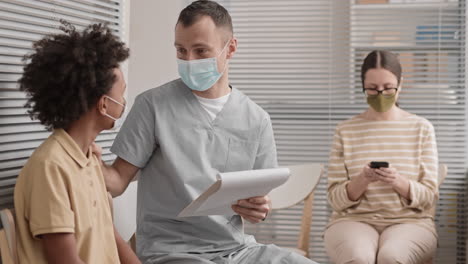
[97,96,107,115]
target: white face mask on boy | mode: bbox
[103,95,127,130]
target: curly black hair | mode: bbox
[19,20,129,130]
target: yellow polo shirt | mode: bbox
[14,129,120,264]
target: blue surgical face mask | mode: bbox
[177,40,231,92]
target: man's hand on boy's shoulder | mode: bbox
[91,142,103,162]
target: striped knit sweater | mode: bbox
[326,114,438,234]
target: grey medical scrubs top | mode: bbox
[110,79,278,260]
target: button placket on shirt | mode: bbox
[85,165,98,212]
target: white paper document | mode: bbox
[178,167,290,217]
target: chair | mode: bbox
[107,192,136,251]
[424,163,448,264]
[0,208,18,264]
[427,163,447,217]
[437,163,447,191]
[109,180,138,251]
[248,163,323,258]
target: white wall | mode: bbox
[121,0,131,97]
[114,0,187,239]
[127,0,186,105]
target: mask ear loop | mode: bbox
[103,95,126,120]
[216,39,232,75]
[104,95,126,108]
[217,39,232,58]
[218,57,230,75]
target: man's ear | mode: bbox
[226,37,238,60]
[97,96,107,115]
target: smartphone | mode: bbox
[369,161,389,169]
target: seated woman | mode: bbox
[324,50,438,264]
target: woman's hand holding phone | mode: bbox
[360,165,380,184]
[374,166,411,199]
[369,161,402,187]
[375,166,403,187]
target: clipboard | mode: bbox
[178,167,290,217]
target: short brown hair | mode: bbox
[177,0,233,35]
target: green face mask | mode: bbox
[366,94,396,112]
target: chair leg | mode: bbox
[298,192,314,258]
[0,229,15,264]
[129,233,136,253]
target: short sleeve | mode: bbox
[27,161,75,238]
[111,94,157,168]
[253,116,278,170]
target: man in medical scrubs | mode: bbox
[100,1,319,263]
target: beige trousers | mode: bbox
[324,221,437,264]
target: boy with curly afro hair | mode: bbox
[14,21,140,264]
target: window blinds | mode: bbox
[0,0,124,209]
[214,0,467,263]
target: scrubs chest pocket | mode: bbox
[224,138,259,172]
